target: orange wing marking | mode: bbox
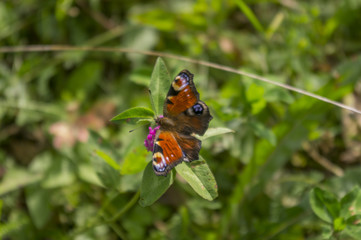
[166,85,197,115]
[152,131,184,175]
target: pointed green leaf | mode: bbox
[42,157,76,188]
[26,184,52,229]
[200,127,234,140]
[235,0,264,34]
[340,186,360,218]
[321,225,333,239]
[149,57,171,116]
[139,162,174,207]
[95,149,120,170]
[344,222,361,239]
[92,150,121,190]
[345,214,361,226]
[175,157,218,201]
[0,168,42,195]
[78,163,104,187]
[250,121,276,146]
[246,83,266,114]
[121,146,149,175]
[111,107,154,121]
[85,131,122,189]
[310,187,340,223]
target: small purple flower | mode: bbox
[144,125,160,152]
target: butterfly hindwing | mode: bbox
[174,134,202,162]
[179,100,212,136]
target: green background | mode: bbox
[1,0,361,239]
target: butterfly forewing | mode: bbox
[163,70,199,117]
[152,131,183,176]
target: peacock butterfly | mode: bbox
[151,70,212,176]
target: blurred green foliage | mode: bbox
[1,0,361,239]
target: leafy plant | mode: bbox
[310,187,361,239]
[111,58,232,205]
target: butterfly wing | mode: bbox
[163,70,212,136]
[174,133,202,162]
[152,131,202,176]
[178,100,212,136]
[163,70,199,117]
[152,131,184,176]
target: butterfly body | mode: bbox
[152,70,212,176]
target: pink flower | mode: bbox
[49,122,89,149]
[48,100,116,149]
[144,125,160,152]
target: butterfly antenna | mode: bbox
[129,125,144,133]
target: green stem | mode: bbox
[70,191,140,238]
[108,222,128,240]
[107,191,140,222]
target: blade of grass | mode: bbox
[235,0,264,34]
[266,11,285,39]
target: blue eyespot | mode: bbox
[179,72,190,82]
[193,104,203,115]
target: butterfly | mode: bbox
[152,70,212,176]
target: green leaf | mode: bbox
[0,168,42,195]
[25,184,52,229]
[78,163,104,187]
[56,0,74,21]
[92,150,122,190]
[149,57,171,116]
[310,187,340,223]
[86,131,122,189]
[111,107,154,121]
[265,11,284,39]
[344,222,361,239]
[134,9,176,31]
[333,217,346,231]
[66,61,103,98]
[321,225,333,239]
[121,146,149,175]
[175,157,218,201]
[129,67,153,86]
[123,27,158,66]
[42,157,76,188]
[200,127,234,140]
[340,186,360,218]
[95,149,121,171]
[120,173,142,192]
[346,214,361,225]
[139,162,174,207]
[250,121,277,146]
[246,83,265,102]
[235,0,264,34]
[246,83,266,114]
[263,84,294,104]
